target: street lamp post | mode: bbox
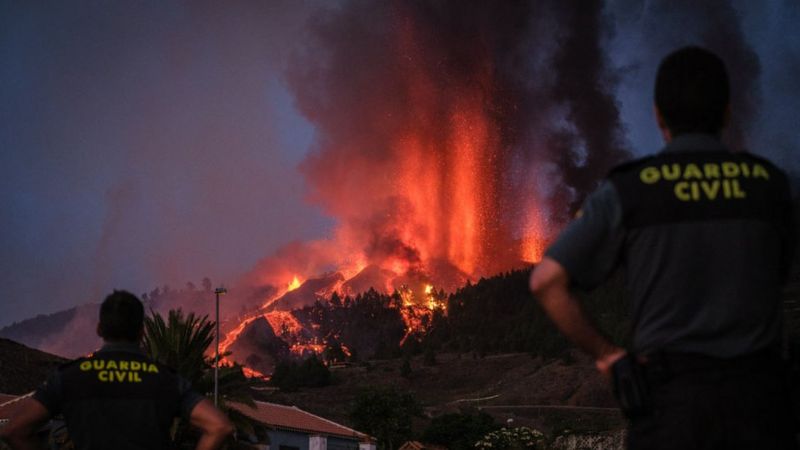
[213,286,227,407]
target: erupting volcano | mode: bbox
[223,0,628,373]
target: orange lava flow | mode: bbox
[289,342,326,356]
[397,284,446,346]
[265,311,304,337]
[219,316,259,357]
[225,7,556,371]
[214,314,274,378]
[242,366,268,379]
[287,276,302,292]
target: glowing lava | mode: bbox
[265,311,304,338]
[396,284,445,346]
[287,276,302,292]
[221,0,637,374]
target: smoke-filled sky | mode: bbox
[2,1,799,327]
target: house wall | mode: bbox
[268,429,311,450]
[328,436,359,450]
[264,429,361,450]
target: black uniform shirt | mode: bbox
[546,133,794,358]
[33,342,204,450]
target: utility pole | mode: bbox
[214,286,227,407]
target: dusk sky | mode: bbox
[2,1,799,327]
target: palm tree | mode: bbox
[143,309,263,447]
[143,309,214,383]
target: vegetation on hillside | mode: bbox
[349,386,423,450]
[270,354,331,391]
[290,268,629,363]
[293,288,408,360]
[420,411,499,450]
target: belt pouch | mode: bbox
[612,353,653,418]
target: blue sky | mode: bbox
[1,1,798,327]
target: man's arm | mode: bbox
[189,398,234,450]
[0,398,51,450]
[530,257,625,377]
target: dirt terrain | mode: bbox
[258,351,624,436]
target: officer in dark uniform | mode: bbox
[0,290,234,450]
[530,46,796,449]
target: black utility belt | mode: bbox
[611,350,782,419]
[642,349,782,377]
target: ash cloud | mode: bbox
[608,0,764,153]
[283,0,628,279]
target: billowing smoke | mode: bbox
[250,0,628,290]
[7,1,799,360]
[608,0,762,152]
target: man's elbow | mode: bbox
[210,418,235,439]
[529,266,551,299]
[529,257,569,305]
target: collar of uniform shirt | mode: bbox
[97,341,145,355]
[663,133,726,153]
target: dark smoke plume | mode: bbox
[611,0,761,152]
[282,0,628,279]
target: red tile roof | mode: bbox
[1,393,371,444]
[230,401,372,442]
[399,441,447,450]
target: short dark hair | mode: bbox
[98,290,144,342]
[655,46,730,135]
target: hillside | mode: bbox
[252,264,800,439]
[0,338,66,394]
[257,351,623,437]
[0,303,101,358]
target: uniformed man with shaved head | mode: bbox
[1,290,234,450]
[531,47,796,449]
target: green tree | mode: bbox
[422,346,437,366]
[421,412,498,450]
[323,340,348,363]
[349,387,422,450]
[143,309,214,383]
[400,357,413,379]
[270,354,331,391]
[143,309,261,447]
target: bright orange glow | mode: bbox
[395,284,447,345]
[226,8,566,375]
[287,276,302,292]
[522,210,548,263]
[242,366,267,379]
[219,316,259,357]
[265,311,304,337]
[522,238,546,263]
[290,342,326,356]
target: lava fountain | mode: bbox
[227,1,627,371]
